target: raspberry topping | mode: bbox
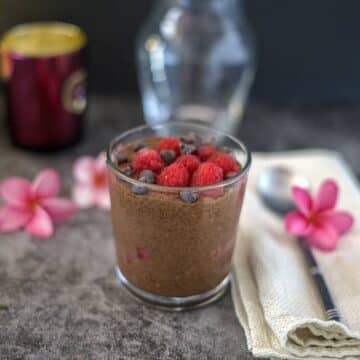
[175,154,200,174]
[157,163,190,187]
[191,162,223,186]
[208,153,240,175]
[197,144,217,161]
[157,137,181,156]
[132,148,164,174]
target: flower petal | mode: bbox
[0,205,31,232]
[95,152,107,173]
[40,198,77,223]
[73,156,96,184]
[292,186,312,216]
[321,210,354,235]
[25,206,54,238]
[285,211,309,236]
[314,179,338,212]
[32,169,60,199]
[307,222,339,252]
[72,184,96,208]
[95,189,111,210]
[0,177,31,208]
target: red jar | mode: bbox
[0,22,87,151]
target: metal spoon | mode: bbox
[257,166,341,322]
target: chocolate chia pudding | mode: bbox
[107,122,250,307]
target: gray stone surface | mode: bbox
[0,96,359,359]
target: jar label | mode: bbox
[62,69,87,114]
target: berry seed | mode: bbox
[160,149,176,164]
[179,189,199,203]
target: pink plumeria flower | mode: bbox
[0,169,76,238]
[285,179,354,251]
[72,153,110,210]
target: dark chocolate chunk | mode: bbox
[139,170,155,184]
[181,132,200,145]
[203,136,216,145]
[131,184,149,195]
[115,152,128,165]
[133,141,147,152]
[225,171,237,179]
[120,166,133,177]
[222,147,233,154]
[179,189,199,203]
[160,149,176,164]
[180,143,197,155]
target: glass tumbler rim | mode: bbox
[106,121,251,193]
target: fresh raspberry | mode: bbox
[197,144,216,161]
[175,154,200,174]
[132,148,164,174]
[208,153,240,175]
[191,162,223,186]
[157,163,190,187]
[157,137,181,156]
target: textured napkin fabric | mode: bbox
[231,150,360,359]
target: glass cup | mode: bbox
[106,122,251,310]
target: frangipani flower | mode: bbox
[72,153,110,210]
[285,179,354,251]
[0,169,76,238]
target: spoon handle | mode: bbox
[299,238,341,322]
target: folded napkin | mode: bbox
[231,150,360,359]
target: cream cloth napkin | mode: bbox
[231,150,360,360]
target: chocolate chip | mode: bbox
[115,152,128,165]
[133,141,147,152]
[225,171,237,179]
[181,132,200,145]
[203,136,216,145]
[120,166,133,177]
[180,143,197,155]
[222,147,232,154]
[139,170,155,184]
[160,149,176,164]
[179,189,199,203]
[131,184,149,195]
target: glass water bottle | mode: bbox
[136,0,255,133]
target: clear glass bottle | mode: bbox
[136,0,255,134]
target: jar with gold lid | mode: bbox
[0,22,87,151]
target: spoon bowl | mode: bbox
[257,166,310,216]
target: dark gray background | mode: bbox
[1,1,360,357]
[2,0,360,102]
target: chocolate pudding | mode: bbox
[107,125,250,303]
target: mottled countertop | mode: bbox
[0,97,359,360]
